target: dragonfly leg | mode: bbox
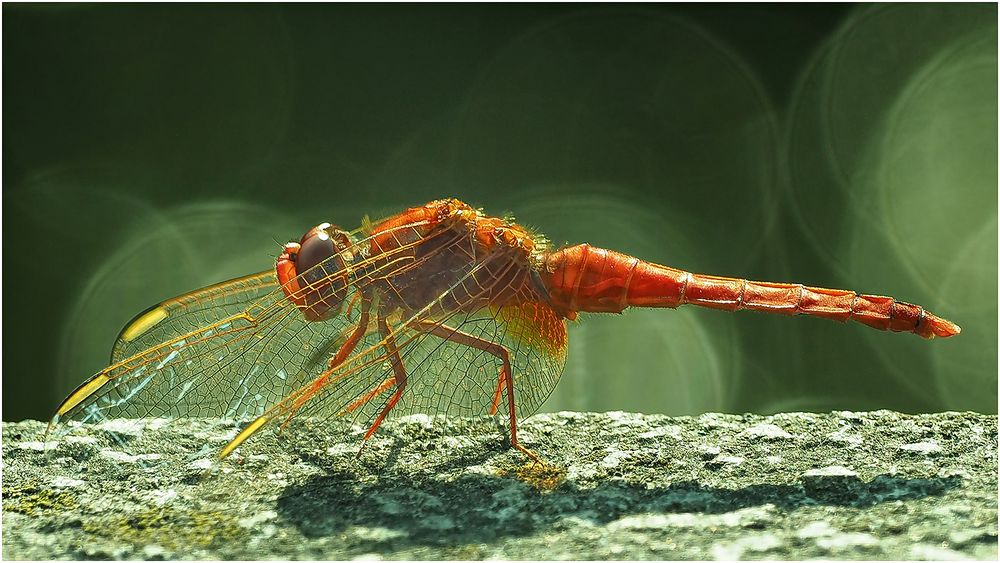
[409,319,541,463]
[489,376,506,417]
[343,376,397,413]
[326,296,373,371]
[222,297,378,458]
[278,296,372,432]
[358,313,409,448]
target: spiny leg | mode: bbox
[410,319,540,463]
[278,296,372,432]
[343,377,397,414]
[355,313,409,455]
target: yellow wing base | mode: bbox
[56,373,112,417]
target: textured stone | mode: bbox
[2,411,997,560]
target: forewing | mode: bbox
[49,280,363,445]
[109,271,280,364]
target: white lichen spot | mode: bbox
[607,411,644,427]
[99,450,162,463]
[610,511,768,531]
[50,477,85,489]
[715,455,744,467]
[326,443,361,456]
[146,418,169,431]
[766,455,783,465]
[143,545,168,559]
[462,464,496,477]
[187,458,214,470]
[938,468,970,480]
[601,449,630,469]
[947,528,985,545]
[697,412,739,430]
[816,532,879,550]
[742,423,793,440]
[638,425,681,440]
[397,413,434,427]
[699,445,721,458]
[908,545,973,560]
[796,521,836,538]
[150,489,178,506]
[898,441,942,455]
[440,436,467,450]
[238,510,278,529]
[610,514,673,530]
[565,464,598,481]
[710,533,782,560]
[803,465,857,478]
[17,441,59,451]
[349,526,406,542]
[828,426,864,447]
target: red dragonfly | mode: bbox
[49,199,960,461]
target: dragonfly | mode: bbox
[48,198,961,462]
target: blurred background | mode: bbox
[4,3,996,422]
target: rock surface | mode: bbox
[3,411,997,560]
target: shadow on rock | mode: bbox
[276,467,961,548]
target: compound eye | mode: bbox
[297,225,338,285]
[288,223,353,321]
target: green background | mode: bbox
[4,4,996,422]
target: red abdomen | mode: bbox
[538,244,960,339]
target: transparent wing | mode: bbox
[49,238,416,435]
[110,270,280,364]
[50,284,361,430]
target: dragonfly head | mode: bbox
[277,223,355,322]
